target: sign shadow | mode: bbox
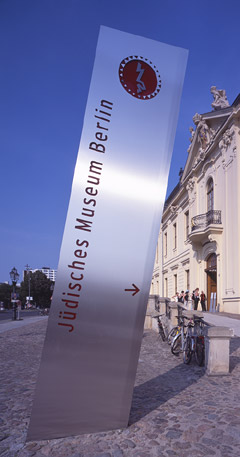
[129,362,204,425]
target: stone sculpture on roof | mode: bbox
[211,86,230,110]
[193,113,211,151]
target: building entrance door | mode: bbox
[205,253,217,311]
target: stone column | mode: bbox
[204,326,234,376]
[168,303,178,328]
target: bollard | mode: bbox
[17,303,21,320]
[204,326,234,376]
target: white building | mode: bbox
[24,267,57,282]
[151,87,240,314]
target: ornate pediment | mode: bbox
[181,86,233,184]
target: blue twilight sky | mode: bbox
[0,0,240,283]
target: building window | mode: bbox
[173,223,177,249]
[185,211,189,239]
[164,232,167,256]
[174,274,177,294]
[165,278,168,297]
[207,178,214,212]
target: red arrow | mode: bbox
[124,284,140,296]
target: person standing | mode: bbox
[177,291,184,303]
[200,291,207,312]
[193,288,200,311]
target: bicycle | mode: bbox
[183,316,205,366]
[171,315,186,355]
[167,308,186,346]
[153,314,167,342]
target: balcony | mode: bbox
[189,210,223,244]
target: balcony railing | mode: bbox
[191,210,221,232]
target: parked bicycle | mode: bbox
[153,314,167,342]
[171,315,186,355]
[167,314,185,346]
[183,316,205,366]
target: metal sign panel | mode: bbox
[27,26,188,441]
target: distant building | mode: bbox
[151,87,240,314]
[24,267,57,282]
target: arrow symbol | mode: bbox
[124,284,140,296]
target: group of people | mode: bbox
[191,288,207,311]
[172,288,207,311]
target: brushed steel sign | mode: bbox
[27,26,188,441]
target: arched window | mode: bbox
[207,178,214,212]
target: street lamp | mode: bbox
[9,267,20,320]
[25,264,31,308]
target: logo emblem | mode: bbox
[119,56,161,100]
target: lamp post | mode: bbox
[10,267,20,320]
[25,264,31,308]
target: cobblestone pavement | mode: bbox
[1,320,240,457]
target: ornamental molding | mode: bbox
[201,157,216,176]
[169,205,179,215]
[186,177,197,206]
[203,241,217,260]
[222,147,237,170]
[181,258,190,266]
[219,127,235,153]
[225,288,235,295]
[186,177,195,192]
[219,126,237,170]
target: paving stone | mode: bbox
[1,321,240,456]
[112,449,124,457]
[93,454,111,457]
[123,439,136,448]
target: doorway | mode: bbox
[205,253,217,310]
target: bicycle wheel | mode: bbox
[171,333,182,355]
[195,336,205,366]
[167,327,178,345]
[183,336,192,364]
[158,323,166,342]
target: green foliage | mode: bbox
[20,271,53,308]
[0,283,12,307]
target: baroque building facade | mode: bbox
[151,88,240,314]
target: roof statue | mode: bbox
[211,86,230,110]
[193,113,211,151]
[189,126,195,142]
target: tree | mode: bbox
[20,271,52,308]
[0,283,12,308]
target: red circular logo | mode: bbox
[119,56,161,100]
